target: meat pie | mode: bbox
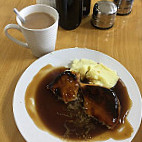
[81,85,121,129]
[47,71,80,103]
[48,69,121,129]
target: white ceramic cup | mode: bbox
[4,4,59,57]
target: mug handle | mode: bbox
[4,24,29,48]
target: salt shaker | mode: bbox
[91,1,117,29]
[114,0,134,15]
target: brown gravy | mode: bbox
[25,65,133,141]
[22,12,55,29]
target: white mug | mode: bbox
[4,4,59,57]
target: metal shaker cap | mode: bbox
[91,1,117,29]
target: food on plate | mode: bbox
[48,71,80,103]
[82,85,120,129]
[70,59,119,89]
[25,59,133,141]
[48,69,121,129]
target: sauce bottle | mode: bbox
[83,0,91,16]
[56,0,83,30]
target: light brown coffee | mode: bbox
[22,12,55,29]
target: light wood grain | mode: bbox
[0,0,141,142]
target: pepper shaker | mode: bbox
[114,0,134,15]
[91,1,117,29]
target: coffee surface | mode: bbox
[23,12,55,29]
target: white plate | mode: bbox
[13,48,142,142]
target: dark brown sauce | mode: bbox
[25,65,133,141]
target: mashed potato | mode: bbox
[70,59,119,89]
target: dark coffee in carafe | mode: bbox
[56,0,83,30]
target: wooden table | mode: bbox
[0,0,141,141]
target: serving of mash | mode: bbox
[70,59,119,89]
